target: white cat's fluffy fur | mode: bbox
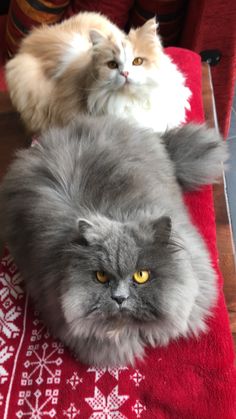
[6,12,191,133]
[86,49,191,133]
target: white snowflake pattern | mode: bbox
[129,370,145,387]
[21,342,64,386]
[16,389,58,418]
[30,320,50,342]
[0,305,21,338]
[2,296,13,310]
[0,343,14,384]
[0,392,4,406]
[67,372,83,390]
[87,366,128,382]
[63,403,80,418]
[132,400,146,418]
[0,271,23,301]
[85,385,129,418]
[0,254,25,398]
[1,253,15,267]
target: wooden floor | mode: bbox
[0,69,236,357]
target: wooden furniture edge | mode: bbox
[202,63,236,355]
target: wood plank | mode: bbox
[202,63,236,355]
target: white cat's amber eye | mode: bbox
[107,60,118,69]
[96,271,109,283]
[132,57,144,66]
[133,270,150,284]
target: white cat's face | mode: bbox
[103,42,156,88]
[90,19,163,92]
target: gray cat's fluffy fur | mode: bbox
[0,118,227,366]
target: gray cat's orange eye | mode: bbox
[107,60,118,69]
[132,57,144,66]
[133,270,150,284]
[96,271,109,283]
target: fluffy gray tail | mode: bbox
[162,124,228,190]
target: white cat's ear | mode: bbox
[139,17,159,37]
[129,17,162,47]
[89,29,107,46]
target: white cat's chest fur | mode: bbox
[104,84,189,132]
[88,54,191,133]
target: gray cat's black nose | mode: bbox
[111,296,126,305]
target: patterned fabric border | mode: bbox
[5,0,70,56]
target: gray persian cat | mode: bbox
[0,118,227,366]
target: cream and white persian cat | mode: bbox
[6,12,191,133]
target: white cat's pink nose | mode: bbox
[121,71,129,78]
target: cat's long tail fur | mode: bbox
[5,53,52,133]
[162,124,228,190]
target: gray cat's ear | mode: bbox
[151,216,172,244]
[89,29,107,46]
[76,218,94,246]
[78,218,93,233]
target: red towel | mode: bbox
[0,48,236,419]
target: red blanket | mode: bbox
[0,48,236,419]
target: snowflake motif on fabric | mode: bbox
[132,400,146,418]
[87,366,128,382]
[0,254,23,391]
[63,403,80,418]
[21,342,64,386]
[16,389,58,418]
[0,270,23,301]
[0,305,21,338]
[0,342,14,384]
[67,372,83,390]
[0,255,22,338]
[0,256,23,303]
[30,319,50,343]
[1,253,15,270]
[129,370,145,387]
[85,386,129,419]
[0,393,4,406]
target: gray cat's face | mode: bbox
[61,215,185,331]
